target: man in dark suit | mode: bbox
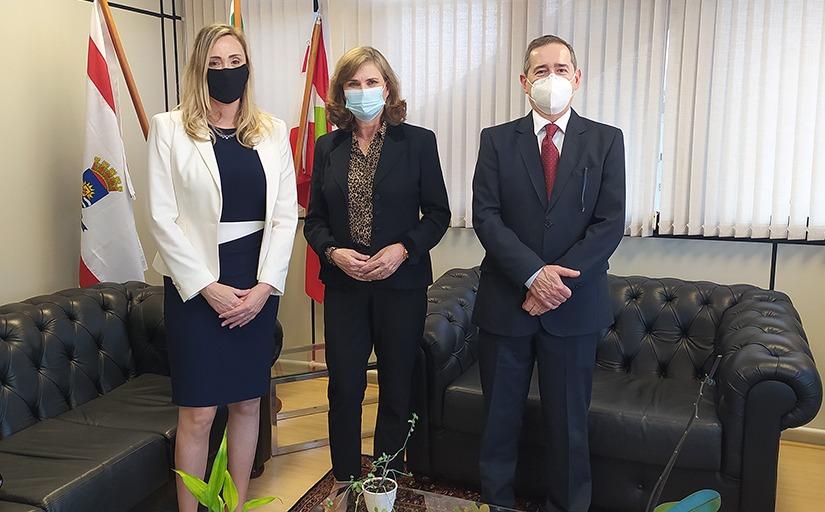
[472,35,626,512]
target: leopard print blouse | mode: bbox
[347,122,387,247]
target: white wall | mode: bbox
[773,244,825,433]
[0,0,179,303]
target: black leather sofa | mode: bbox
[0,282,280,512]
[408,268,823,512]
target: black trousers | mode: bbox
[478,328,598,512]
[324,285,428,481]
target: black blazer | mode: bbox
[472,109,626,337]
[304,123,451,290]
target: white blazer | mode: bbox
[147,111,298,301]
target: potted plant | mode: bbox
[329,413,418,512]
[175,428,280,512]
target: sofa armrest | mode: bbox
[715,289,822,476]
[420,268,481,427]
[126,283,170,376]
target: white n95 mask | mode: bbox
[528,74,573,115]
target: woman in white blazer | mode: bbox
[147,23,297,512]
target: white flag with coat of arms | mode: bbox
[80,0,146,286]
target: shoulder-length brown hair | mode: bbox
[327,47,407,131]
[179,23,270,146]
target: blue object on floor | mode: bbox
[653,489,721,512]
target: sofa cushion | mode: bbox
[442,363,487,435]
[0,502,44,512]
[442,361,562,446]
[589,369,721,471]
[442,363,722,471]
[56,373,177,441]
[0,421,168,512]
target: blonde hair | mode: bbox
[327,46,407,131]
[179,23,270,146]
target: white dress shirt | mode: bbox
[533,107,570,155]
[525,108,572,288]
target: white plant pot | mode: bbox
[362,477,398,512]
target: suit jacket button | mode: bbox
[544,220,552,229]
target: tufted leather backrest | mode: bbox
[419,269,797,418]
[421,268,481,426]
[598,276,784,380]
[0,283,145,439]
[126,284,169,376]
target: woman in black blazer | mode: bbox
[304,46,450,483]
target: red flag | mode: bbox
[291,20,331,303]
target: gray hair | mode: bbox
[523,35,578,74]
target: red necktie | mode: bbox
[541,123,560,199]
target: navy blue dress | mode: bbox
[164,134,279,407]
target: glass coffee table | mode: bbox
[314,484,521,512]
[270,342,378,455]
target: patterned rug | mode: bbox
[288,456,535,512]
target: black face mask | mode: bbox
[207,65,249,104]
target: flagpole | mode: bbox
[294,17,322,171]
[98,0,150,139]
[232,0,243,29]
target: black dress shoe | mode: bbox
[251,464,265,479]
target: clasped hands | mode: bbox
[522,265,581,316]
[201,281,275,329]
[331,243,407,282]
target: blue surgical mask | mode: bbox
[344,86,386,122]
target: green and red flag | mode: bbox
[290,16,331,303]
[230,0,243,30]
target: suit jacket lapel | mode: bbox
[516,113,548,210]
[373,125,405,188]
[253,136,276,222]
[547,109,587,212]
[193,138,222,193]
[330,131,352,194]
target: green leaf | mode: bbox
[173,470,210,505]
[202,495,222,512]
[654,504,676,512]
[210,497,223,512]
[223,469,239,512]
[207,429,229,502]
[242,496,280,511]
